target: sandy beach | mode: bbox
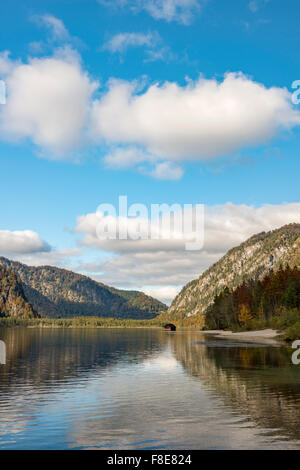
[202,329,281,345]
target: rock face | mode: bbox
[168,224,300,319]
[0,265,36,318]
[0,257,167,319]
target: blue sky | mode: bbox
[0,0,300,303]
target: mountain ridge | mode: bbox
[0,257,167,319]
[168,223,300,320]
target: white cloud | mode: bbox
[74,205,204,254]
[74,202,300,297]
[0,230,84,269]
[248,0,269,13]
[102,31,172,63]
[104,146,154,168]
[87,249,221,288]
[143,286,181,304]
[0,51,15,76]
[12,247,83,268]
[91,73,300,163]
[144,45,174,62]
[149,161,183,180]
[142,0,201,24]
[99,0,202,24]
[32,14,70,42]
[103,32,157,54]
[249,1,259,12]
[0,49,98,156]
[1,48,299,175]
[104,148,182,180]
[28,41,45,54]
[0,230,50,255]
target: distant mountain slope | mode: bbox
[168,224,300,319]
[107,286,167,315]
[0,265,36,318]
[0,257,167,319]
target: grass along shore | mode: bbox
[0,316,167,328]
[0,314,206,329]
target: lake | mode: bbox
[0,327,300,449]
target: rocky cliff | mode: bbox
[0,265,36,318]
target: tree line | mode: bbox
[204,265,300,340]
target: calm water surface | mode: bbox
[0,327,300,449]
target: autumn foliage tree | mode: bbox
[238,304,253,326]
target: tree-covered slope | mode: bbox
[107,286,167,315]
[0,265,37,318]
[204,266,300,333]
[168,224,300,319]
[0,257,167,319]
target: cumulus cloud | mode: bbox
[91,73,300,163]
[99,0,202,25]
[0,229,83,269]
[0,49,98,156]
[74,203,204,253]
[74,202,300,298]
[1,48,299,175]
[0,230,50,255]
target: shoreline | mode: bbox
[0,320,285,344]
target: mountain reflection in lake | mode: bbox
[0,327,299,449]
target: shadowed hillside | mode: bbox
[0,257,167,319]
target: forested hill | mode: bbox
[168,223,300,320]
[204,266,300,340]
[0,257,167,319]
[0,265,37,318]
[106,286,167,315]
